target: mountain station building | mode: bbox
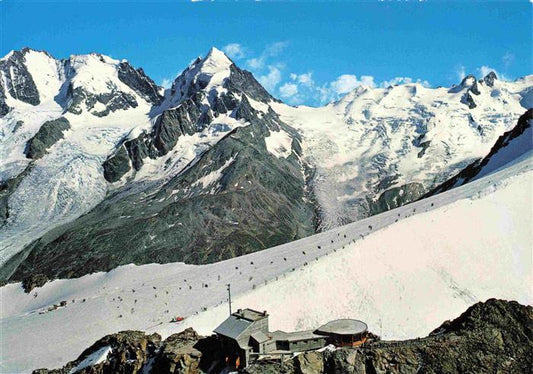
[213,308,368,368]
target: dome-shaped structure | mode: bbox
[315,319,368,335]
[315,319,368,347]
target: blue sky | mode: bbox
[1,1,531,106]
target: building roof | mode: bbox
[233,308,268,322]
[272,329,324,342]
[315,319,368,336]
[250,331,270,344]
[213,315,252,340]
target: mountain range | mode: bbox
[0,47,531,282]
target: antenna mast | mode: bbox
[227,283,232,316]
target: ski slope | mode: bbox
[1,152,531,373]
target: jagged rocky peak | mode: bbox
[64,53,162,116]
[460,74,477,87]
[483,70,498,87]
[168,46,274,108]
[0,48,163,118]
[101,47,276,183]
[168,47,233,104]
[0,48,43,108]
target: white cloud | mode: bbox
[258,66,282,92]
[381,77,430,88]
[264,41,289,57]
[276,71,433,107]
[291,72,314,87]
[279,83,298,97]
[456,65,466,81]
[330,74,376,94]
[245,41,289,71]
[502,52,515,69]
[222,43,245,59]
[247,57,264,70]
[160,78,173,89]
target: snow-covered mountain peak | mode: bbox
[203,46,233,70]
[167,47,233,106]
[67,53,122,92]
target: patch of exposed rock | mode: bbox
[32,328,223,374]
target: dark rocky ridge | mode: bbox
[0,164,33,225]
[0,48,41,108]
[33,328,222,374]
[117,61,163,105]
[24,117,71,159]
[65,83,139,116]
[368,182,426,215]
[32,299,533,374]
[0,79,11,116]
[427,108,533,196]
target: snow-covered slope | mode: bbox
[1,150,530,373]
[272,75,532,229]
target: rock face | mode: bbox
[32,328,222,374]
[369,182,426,215]
[65,83,139,116]
[21,273,48,293]
[245,299,533,374]
[0,48,41,107]
[117,62,163,105]
[427,108,533,196]
[0,80,11,117]
[24,117,71,159]
[0,165,32,224]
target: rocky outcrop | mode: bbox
[103,145,132,183]
[245,299,533,374]
[152,99,200,155]
[227,64,276,104]
[0,80,10,117]
[483,71,498,87]
[24,117,71,159]
[0,48,40,106]
[369,182,426,215]
[0,164,33,224]
[66,84,138,116]
[21,273,49,293]
[32,328,222,374]
[117,61,163,105]
[461,90,477,109]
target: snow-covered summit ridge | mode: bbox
[166,47,234,106]
[0,47,163,118]
[272,70,532,229]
